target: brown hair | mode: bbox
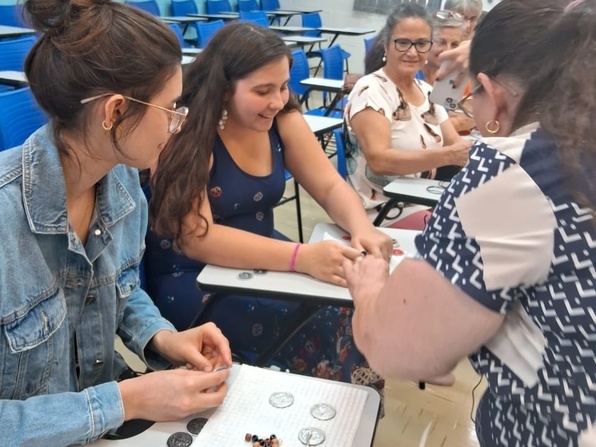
[150,22,300,242]
[23,0,181,155]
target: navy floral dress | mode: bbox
[144,121,384,396]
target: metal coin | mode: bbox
[166,431,193,447]
[310,403,336,421]
[298,427,325,446]
[238,271,253,280]
[269,391,294,408]
[186,417,208,435]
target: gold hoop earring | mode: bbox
[102,120,113,131]
[485,119,501,134]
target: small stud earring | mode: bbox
[219,109,228,130]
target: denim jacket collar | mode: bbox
[22,126,137,234]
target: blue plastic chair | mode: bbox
[125,0,161,15]
[171,0,198,15]
[0,35,37,72]
[304,45,345,119]
[197,19,224,48]
[205,0,232,14]
[0,87,48,151]
[238,0,259,12]
[289,49,311,107]
[0,4,27,27]
[169,23,191,49]
[333,128,347,179]
[301,12,351,73]
[239,11,268,27]
[261,0,280,10]
[364,36,376,54]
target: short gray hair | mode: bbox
[444,0,483,16]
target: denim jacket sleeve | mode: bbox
[2,382,124,446]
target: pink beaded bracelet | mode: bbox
[289,243,301,272]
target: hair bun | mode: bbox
[24,0,112,35]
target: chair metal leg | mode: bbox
[294,179,303,243]
[372,199,401,226]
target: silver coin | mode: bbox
[238,271,253,280]
[269,391,294,408]
[310,403,336,421]
[166,431,193,447]
[298,427,325,446]
[186,417,208,435]
[253,269,267,275]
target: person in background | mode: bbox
[147,23,391,391]
[444,0,483,40]
[344,3,472,228]
[344,0,595,445]
[416,11,476,134]
[0,0,232,445]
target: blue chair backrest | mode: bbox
[301,12,322,38]
[206,0,232,13]
[289,49,309,97]
[333,128,347,179]
[0,35,37,72]
[261,0,280,10]
[125,0,161,15]
[0,87,48,151]
[168,23,190,49]
[0,4,28,27]
[197,19,224,48]
[364,36,376,54]
[171,0,198,15]
[238,0,259,12]
[320,45,344,80]
[239,10,268,26]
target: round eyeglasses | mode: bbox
[433,10,465,21]
[393,38,433,53]
[80,94,189,134]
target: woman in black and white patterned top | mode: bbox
[343,0,596,446]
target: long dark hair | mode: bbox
[24,0,181,155]
[150,22,300,241]
[470,0,595,211]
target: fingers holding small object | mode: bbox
[360,250,367,257]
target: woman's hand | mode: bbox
[444,139,473,166]
[294,240,362,287]
[119,367,230,421]
[150,323,232,372]
[437,40,471,87]
[349,226,393,260]
[343,255,390,307]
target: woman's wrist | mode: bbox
[289,243,302,272]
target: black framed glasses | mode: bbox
[393,38,433,53]
[433,10,464,21]
[80,93,189,134]
[457,77,519,118]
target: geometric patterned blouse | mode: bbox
[415,123,595,446]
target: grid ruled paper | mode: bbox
[194,365,368,446]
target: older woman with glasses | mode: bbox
[345,3,472,228]
[444,0,483,40]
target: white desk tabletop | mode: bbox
[0,70,27,85]
[383,177,444,206]
[0,24,35,37]
[280,35,326,44]
[303,115,342,136]
[197,223,419,306]
[161,15,206,22]
[270,25,316,33]
[317,26,376,35]
[91,364,380,447]
[300,77,344,90]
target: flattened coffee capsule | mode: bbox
[298,427,325,446]
[186,417,208,435]
[269,391,294,408]
[310,403,336,421]
[166,431,193,447]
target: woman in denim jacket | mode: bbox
[0,1,231,446]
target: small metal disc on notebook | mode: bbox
[186,417,208,435]
[310,403,336,421]
[298,427,325,446]
[253,269,267,275]
[238,271,253,280]
[166,431,193,447]
[269,391,294,408]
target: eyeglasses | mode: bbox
[80,93,189,134]
[393,39,433,53]
[457,77,519,118]
[433,10,464,21]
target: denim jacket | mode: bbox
[0,126,176,446]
